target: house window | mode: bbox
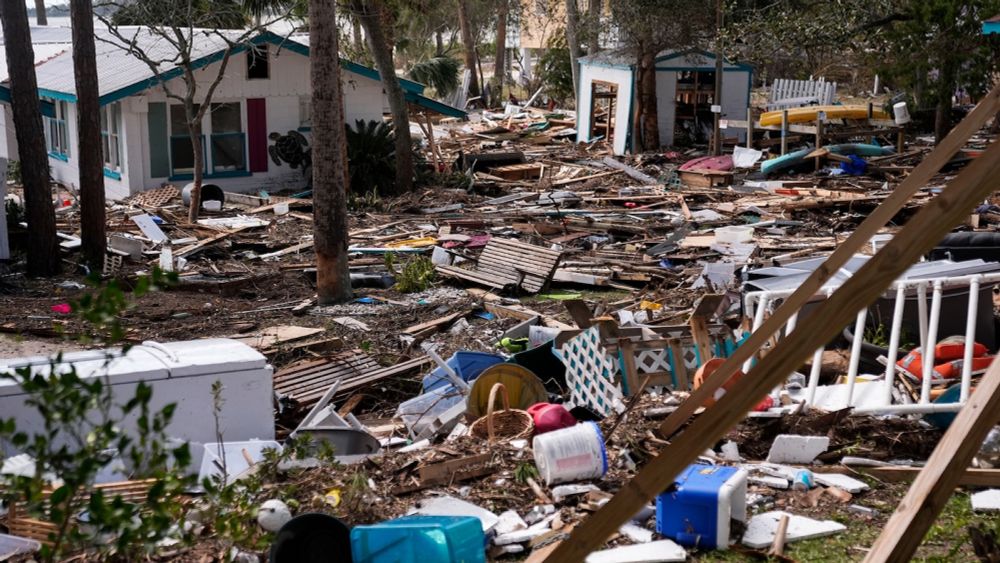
[100,102,122,173]
[44,100,70,159]
[298,96,311,129]
[209,102,245,172]
[169,103,203,175]
[247,45,269,80]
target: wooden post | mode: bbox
[667,339,688,390]
[814,118,824,172]
[897,128,905,154]
[620,339,640,396]
[689,315,713,366]
[654,84,1000,442]
[746,107,754,149]
[864,359,1000,562]
[780,109,788,155]
[545,132,1000,563]
[424,113,443,171]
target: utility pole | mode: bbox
[712,0,724,156]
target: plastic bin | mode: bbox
[351,515,486,563]
[422,351,506,392]
[396,385,466,436]
[656,464,747,550]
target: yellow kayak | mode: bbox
[759,105,889,127]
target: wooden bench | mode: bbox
[437,238,562,294]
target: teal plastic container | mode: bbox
[350,515,486,563]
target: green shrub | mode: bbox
[346,120,397,196]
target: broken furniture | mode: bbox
[290,378,381,459]
[744,256,1000,414]
[436,238,563,294]
[0,339,274,471]
[767,78,837,110]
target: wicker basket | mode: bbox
[469,383,534,443]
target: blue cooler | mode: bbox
[655,464,747,550]
[351,515,486,563]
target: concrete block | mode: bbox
[972,489,1000,512]
[766,434,830,464]
[742,511,846,549]
[585,540,687,563]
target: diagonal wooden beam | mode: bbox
[545,134,1000,562]
[863,359,1000,562]
[657,84,1000,440]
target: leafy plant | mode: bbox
[5,196,23,228]
[393,256,436,293]
[408,56,461,96]
[513,462,539,484]
[0,268,193,562]
[7,159,21,184]
[346,120,397,196]
[537,36,575,106]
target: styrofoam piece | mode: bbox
[813,472,870,493]
[971,489,1000,512]
[720,441,742,462]
[715,225,754,244]
[749,475,789,489]
[131,213,168,243]
[619,522,653,543]
[585,540,687,563]
[398,439,431,452]
[552,484,600,502]
[412,495,500,533]
[741,511,846,549]
[766,435,830,464]
[494,510,527,535]
[198,440,282,484]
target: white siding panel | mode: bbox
[655,71,677,147]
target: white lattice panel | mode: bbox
[635,349,673,374]
[558,327,625,417]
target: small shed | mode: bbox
[576,49,752,154]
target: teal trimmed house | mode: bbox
[0,26,465,199]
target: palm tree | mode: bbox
[310,0,353,303]
[33,0,46,25]
[0,0,60,276]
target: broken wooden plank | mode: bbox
[851,466,1000,487]
[418,453,492,483]
[174,226,252,258]
[601,156,658,185]
[403,310,469,336]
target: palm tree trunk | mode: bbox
[33,0,46,25]
[494,0,508,99]
[0,0,59,276]
[565,0,582,99]
[457,0,480,98]
[353,0,413,193]
[310,0,352,304]
[71,0,106,269]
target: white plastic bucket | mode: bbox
[893,102,911,125]
[532,421,608,485]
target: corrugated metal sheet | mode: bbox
[33,27,273,98]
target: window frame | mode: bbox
[44,100,70,160]
[208,102,247,174]
[246,45,269,80]
[100,102,123,176]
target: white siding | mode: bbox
[576,64,634,156]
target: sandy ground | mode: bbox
[0,333,81,359]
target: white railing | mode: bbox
[743,272,1000,415]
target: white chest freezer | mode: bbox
[0,339,274,471]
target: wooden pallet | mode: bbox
[678,169,733,188]
[273,353,432,409]
[437,238,562,294]
[5,479,157,544]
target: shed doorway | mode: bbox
[674,70,717,145]
[589,80,618,145]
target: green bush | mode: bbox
[346,120,398,196]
